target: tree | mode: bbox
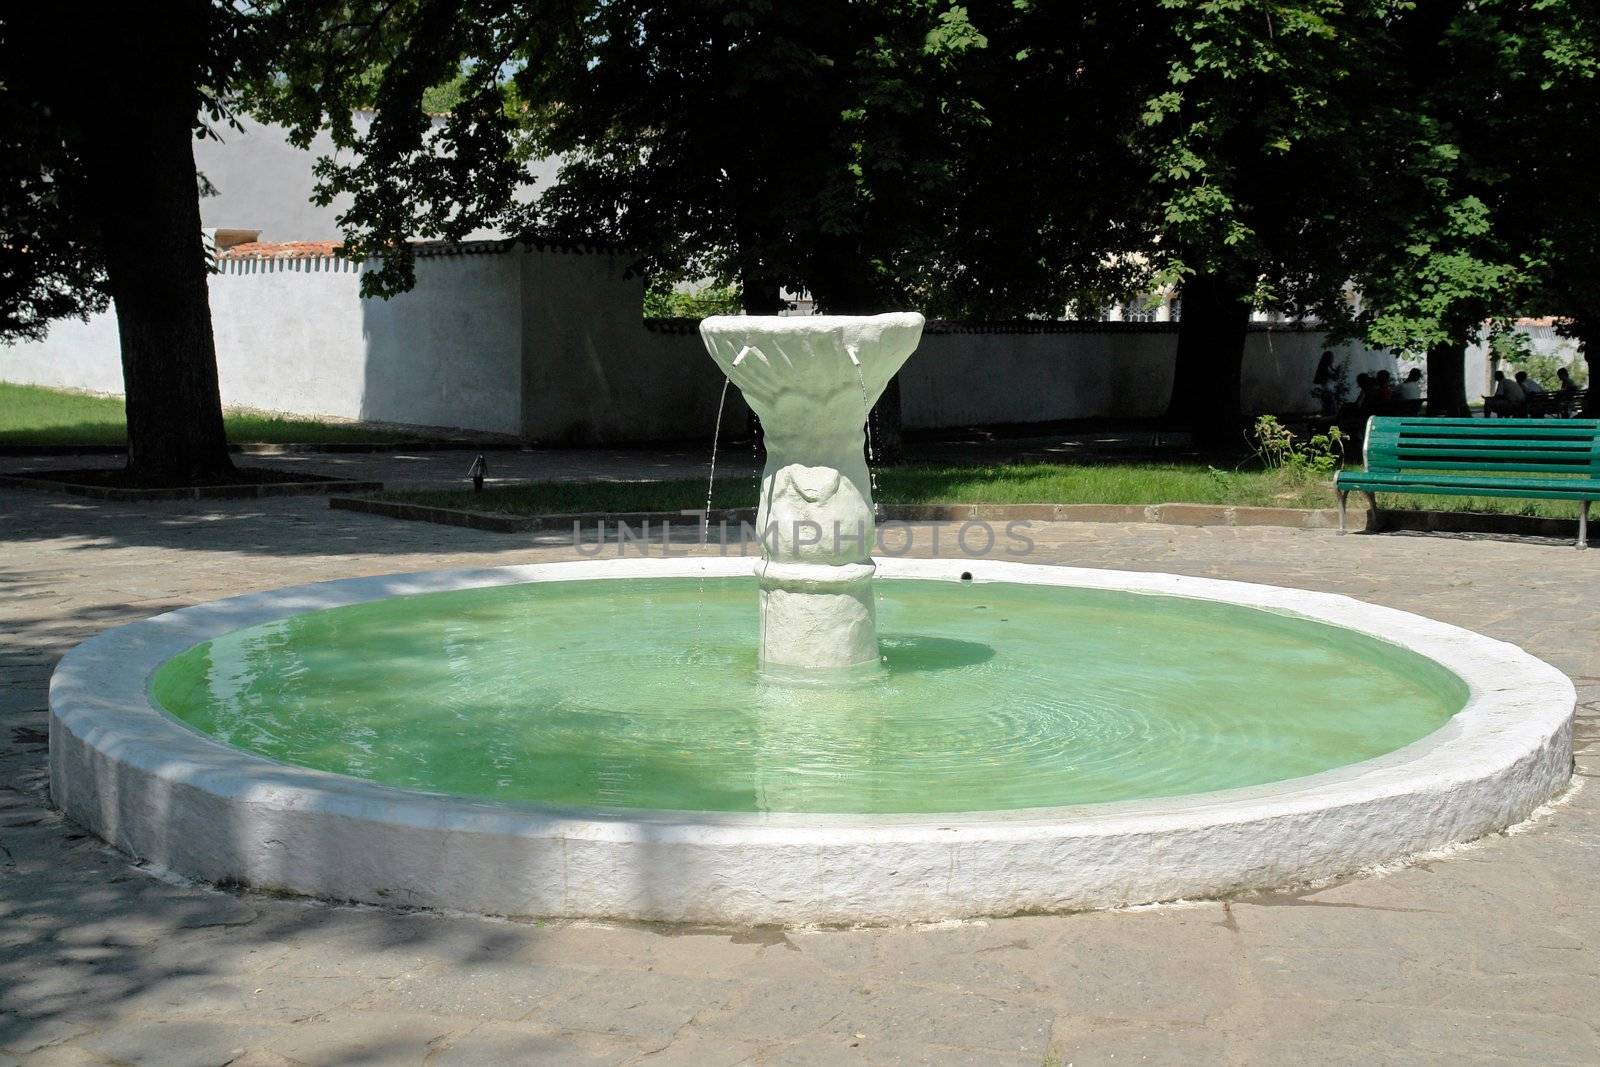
[1472,0,1600,416]
[251,0,1163,460]
[2,3,245,485]
[252,1,1161,310]
[907,0,1165,320]
[1140,0,1406,442]
[1138,0,1585,434]
[1336,0,1530,417]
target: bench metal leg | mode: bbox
[1362,491,1380,534]
[1337,490,1348,534]
[1581,500,1590,550]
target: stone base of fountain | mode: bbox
[754,560,881,679]
[49,557,1573,925]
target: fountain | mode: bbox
[699,313,923,677]
[46,312,1575,924]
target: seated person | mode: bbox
[1516,370,1547,395]
[1397,367,1423,401]
[1372,369,1395,403]
[1557,367,1581,394]
[1352,372,1374,407]
[1488,370,1527,416]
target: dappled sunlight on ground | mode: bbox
[2,475,1597,1062]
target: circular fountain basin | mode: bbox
[49,558,1573,924]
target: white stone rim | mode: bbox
[48,557,1574,919]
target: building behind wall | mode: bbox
[194,112,559,244]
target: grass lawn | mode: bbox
[378,462,1585,520]
[0,382,420,445]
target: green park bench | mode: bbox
[1334,416,1600,548]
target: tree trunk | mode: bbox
[1424,342,1469,417]
[1165,271,1253,447]
[78,3,233,486]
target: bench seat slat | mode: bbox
[1390,422,1599,433]
[1334,480,1600,501]
[1379,417,1600,430]
[1371,459,1597,474]
[1382,449,1594,461]
[1375,437,1597,452]
[1382,431,1600,444]
[1339,469,1600,489]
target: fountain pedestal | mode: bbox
[700,313,924,676]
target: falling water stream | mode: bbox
[852,359,888,621]
[692,376,734,646]
[850,352,884,522]
[704,377,731,521]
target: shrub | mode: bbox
[1251,415,1345,484]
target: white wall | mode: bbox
[1240,330,1394,414]
[898,327,1393,429]
[900,330,1176,428]
[0,311,126,395]
[2,250,524,436]
[359,254,523,432]
[218,252,525,433]
[1,246,1398,442]
[1464,322,1587,397]
[6,117,1405,441]
[520,252,736,443]
[196,115,355,242]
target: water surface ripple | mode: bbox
[150,577,1468,814]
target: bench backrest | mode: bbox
[1364,417,1600,477]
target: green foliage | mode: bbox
[1477,0,1600,363]
[0,87,108,340]
[1139,0,1380,320]
[243,0,1159,314]
[419,77,467,115]
[1488,324,1533,364]
[1250,415,1345,482]
[1345,1,1599,356]
[1509,350,1588,390]
[1139,0,1587,360]
[236,0,1600,371]
[1,1,260,342]
[642,281,744,319]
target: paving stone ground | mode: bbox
[1,450,1597,1065]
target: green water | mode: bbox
[149,578,1468,814]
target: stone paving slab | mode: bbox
[1,482,1597,1064]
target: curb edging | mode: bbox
[2,473,384,502]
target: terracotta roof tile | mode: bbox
[214,236,629,261]
[220,240,343,260]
